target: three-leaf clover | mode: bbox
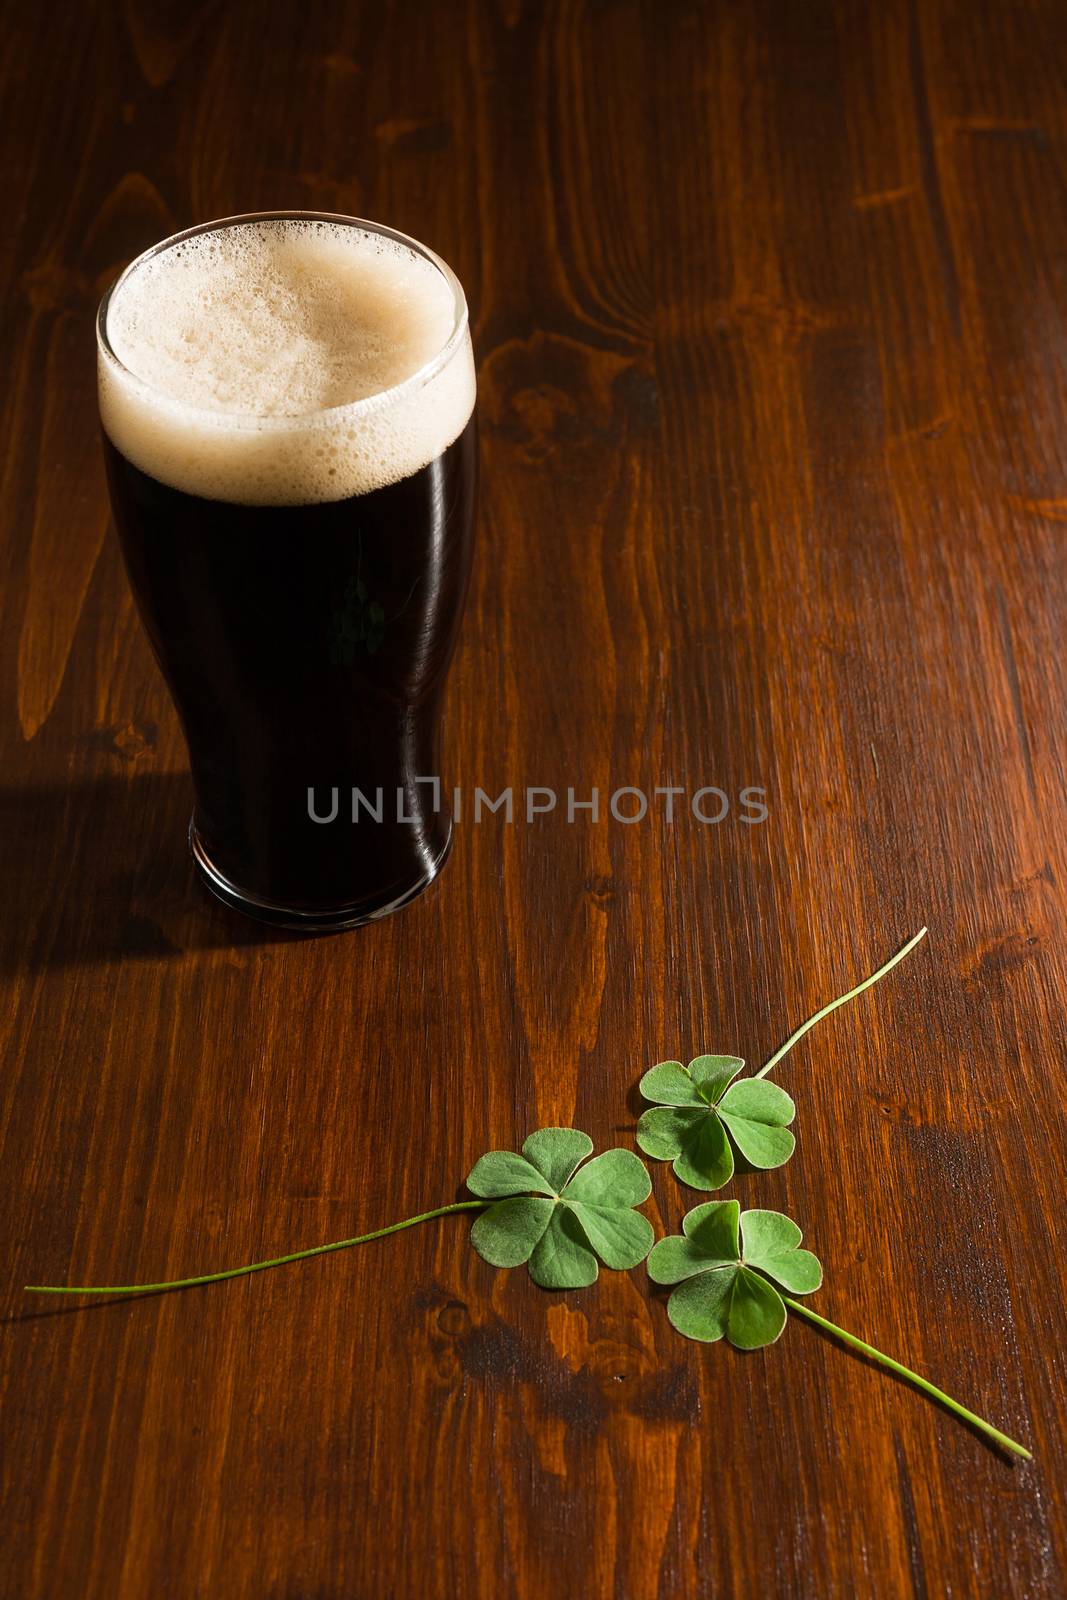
[636,1056,795,1190]
[647,1200,822,1348]
[329,577,387,663]
[466,1127,654,1288]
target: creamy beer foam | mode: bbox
[99,219,476,505]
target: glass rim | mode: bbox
[96,210,471,431]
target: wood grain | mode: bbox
[2,1,1065,1595]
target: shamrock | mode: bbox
[647,1200,821,1348]
[636,1055,795,1190]
[466,1127,655,1288]
[329,577,387,663]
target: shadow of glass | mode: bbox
[0,772,303,972]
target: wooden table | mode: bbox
[3,2,1064,1595]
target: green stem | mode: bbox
[755,927,928,1079]
[24,1201,485,1299]
[785,1296,1032,1460]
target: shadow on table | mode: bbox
[0,773,301,973]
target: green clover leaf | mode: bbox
[636,1055,796,1190]
[647,1200,822,1349]
[466,1127,655,1288]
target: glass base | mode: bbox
[189,816,453,932]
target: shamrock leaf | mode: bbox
[636,1054,796,1190]
[466,1127,654,1289]
[647,1201,822,1349]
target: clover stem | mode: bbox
[754,927,928,1080]
[24,1201,486,1300]
[784,1297,1032,1460]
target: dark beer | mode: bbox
[97,214,477,927]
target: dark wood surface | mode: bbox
[2,2,1065,1595]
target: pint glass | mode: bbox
[97,212,477,929]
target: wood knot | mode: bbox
[964,932,1043,985]
[86,720,158,763]
[480,332,635,467]
[436,1299,471,1337]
